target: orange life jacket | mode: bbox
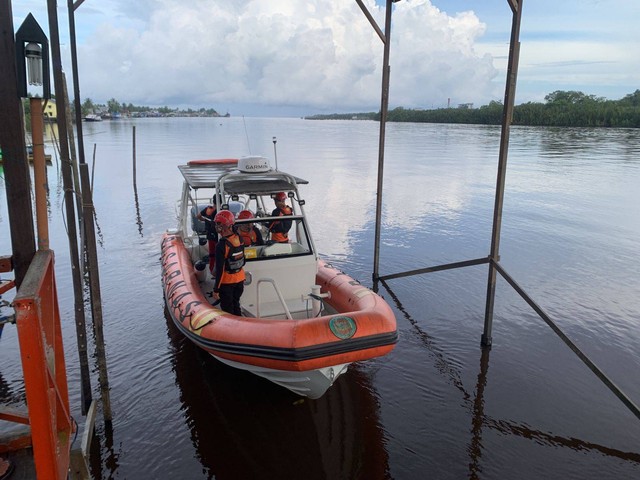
[270,206,292,243]
[239,228,258,246]
[218,234,245,287]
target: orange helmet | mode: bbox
[275,192,287,201]
[214,210,235,226]
[237,210,255,220]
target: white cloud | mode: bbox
[72,0,499,112]
[11,0,640,114]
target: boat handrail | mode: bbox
[215,170,301,199]
[256,278,293,320]
[218,170,301,185]
[238,214,305,223]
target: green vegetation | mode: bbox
[305,90,640,128]
[81,97,223,117]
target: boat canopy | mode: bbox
[178,162,308,195]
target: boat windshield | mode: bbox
[182,182,315,261]
[236,216,313,261]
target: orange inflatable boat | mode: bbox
[161,156,397,398]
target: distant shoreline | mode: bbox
[305,89,640,129]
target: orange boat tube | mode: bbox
[161,233,398,372]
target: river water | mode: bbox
[1,118,639,479]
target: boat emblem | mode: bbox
[329,316,357,340]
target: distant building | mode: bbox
[42,98,57,121]
[457,103,474,109]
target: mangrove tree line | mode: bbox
[306,90,640,128]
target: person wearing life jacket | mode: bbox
[213,210,246,315]
[236,210,264,246]
[197,194,221,273]
[269,192,292,243]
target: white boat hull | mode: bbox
[213,355,350,399]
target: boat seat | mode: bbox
[191,204,208,236]
[191,202,243,237]
[241,254,317,319]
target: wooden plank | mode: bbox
[80,400,97,458]
[69,449,90,480]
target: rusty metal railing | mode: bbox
[10,250,74,479]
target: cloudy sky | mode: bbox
[12,0,640,116]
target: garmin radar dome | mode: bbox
[238,155,271,173]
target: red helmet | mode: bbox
[214,210,235,226]
[237,210,254,220]
[275,192,287,201]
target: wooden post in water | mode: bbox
[132,126,144,236]
[54,9,111,420]
[30,98,49,250]
[482,0,523,347]
[60,73,93,415]
[132,125,137,186]
[91,143,97,191]
[0,1,36,287]
[80,162,112,421]
[46,0,94,415]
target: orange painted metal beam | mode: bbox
[0,255,12,273]
[0,407,29,425]
[13,250,74,480]
[0,431,33,453]
[0,279,15,296]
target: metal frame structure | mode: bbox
[363,0,640,421]
[8,251,74,479]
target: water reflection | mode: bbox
[88,421,121,480]
[380,278,640,475]
[0,371,17,404]
[468,347,490,479]
[164,306,390,479]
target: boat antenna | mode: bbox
[272,136,278,171]
[242,115,251,154]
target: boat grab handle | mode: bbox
[256,278,293,320]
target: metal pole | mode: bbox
[492,260,640,420]
[372,0,394,281]
[46,0,93,414]
[482,0,523,347]
[61,71,96,415]
[0,0,36,288]
[272,136,278,170]
[65,1,111,419]
[68,0,86,165]
[30,98,49,250]
[62,73,84,260]
[62,2,111,420]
